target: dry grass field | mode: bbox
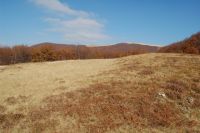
[0,53,200,133]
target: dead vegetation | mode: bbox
[138,67,154,75]
[0,53,200,132]
[0,105,6,113]
[4,95,29,105]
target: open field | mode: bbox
[0,53,200,132]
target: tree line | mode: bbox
[0,44,143,65]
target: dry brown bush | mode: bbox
[164,80,188,100]
[4,95,29,106]
[0,105,6,113]
[4,97,18,105]
[138,67,154,75]
[0,113,25,129]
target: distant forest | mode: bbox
[1,32,200,65]
[0,43,158,65]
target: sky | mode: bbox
[0,0,200,46]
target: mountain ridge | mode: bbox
[32,42,159,53]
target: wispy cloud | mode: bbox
[31,0,109,43]
[33,0,89,17]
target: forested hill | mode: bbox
[159,32,200,54]
[0,43,159,65]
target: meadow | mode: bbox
[0,53,200,132]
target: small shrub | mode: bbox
[4,97,18,105]
[138,67,154,75]
[0,105,6,113]
[0,113,25,129]
[164,80,188,100]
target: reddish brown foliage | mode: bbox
[0,47,13,65]
[0,43,158,65]
[0,45,31,65]
[12,45,31,63]
[159,32,200,54]
[31,45,57,62]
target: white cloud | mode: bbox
[31,0,109,43]
[64,32,109,42]
[33,0,89,17]
[45,17,103,32]
[45,17,109,43]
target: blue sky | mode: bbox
[0,0,200,46]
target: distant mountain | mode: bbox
[31,42,77,50]
[99,43,159,52]
[159,32,200,54]
[30,42,159,59]
[32,42,159,53]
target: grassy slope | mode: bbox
[0,53,200,133]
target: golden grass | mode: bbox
[0,53,200,132]
[0,59,116,105]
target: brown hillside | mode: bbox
[159,32,200,54]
